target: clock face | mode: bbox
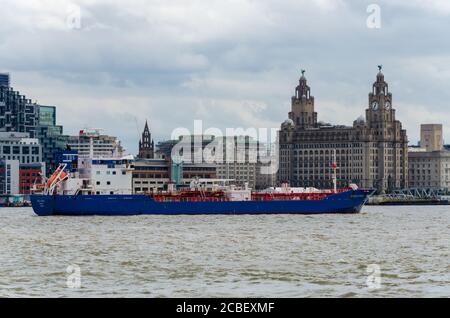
[371,101,379,110]
[385,101,391,109]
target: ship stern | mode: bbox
[30,195,56,216]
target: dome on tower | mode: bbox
[356,115,365,123]
[282,118,294,128]
[354,115,366,127]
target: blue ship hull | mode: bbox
[30,189,372,216]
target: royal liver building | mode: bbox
[279,68,408,193]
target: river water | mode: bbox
[0,206,449,298]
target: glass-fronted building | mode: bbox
[38,105,56,126]
[0,85,39,138]
[36,105,69,175]
[0,73,10,88]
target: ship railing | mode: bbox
[152,195,231,203]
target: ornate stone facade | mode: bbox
[279,68,408,193]
[138,120,155,159]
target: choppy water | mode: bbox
[0,206,449,298]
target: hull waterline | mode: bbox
[30,189,372,216]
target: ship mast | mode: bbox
[331,149,337,193]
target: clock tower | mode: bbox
[363,66,408,192]
[366,65,395,126]
[289,70,317,128]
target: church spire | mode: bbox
[138,119,155,159]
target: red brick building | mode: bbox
[19,163,44,194]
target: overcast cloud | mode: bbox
[1,0,450,153]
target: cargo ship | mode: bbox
[30,156,373,216]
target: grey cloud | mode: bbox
[1,0,450,154]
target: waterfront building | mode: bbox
[0,132,45,194]
[0,85,39,138]
[0,159,19,195]
[0,75,68,178]
[255,147,278,190]
[279,68,408,193]
[132,159,171,193]
[132,158,218,193]
[409,125,450,189]
[420,124,443,152]
[157,135,261,187]
[67,129,124,158]
[155,139,179,160]
[36,105,69,175]
[138,121,155,159]
[0,132,43,164]
[408,147,450,189]
[156,135,215,162]
[19,162,44,194]
[215,136,257,189]
[0,73,10,88]
[181,163,217,184]
[0,80,68,175]
[157,135,219,185]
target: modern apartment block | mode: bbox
[0,78,68,176]
[67,129,124,158]
[0,132,43,164]
[0,85,40,138]
[36,105,69,174]
[0,159,19,195]
[0,131,45,195]
[0,73,10,88]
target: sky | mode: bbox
[1,0,450,154]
